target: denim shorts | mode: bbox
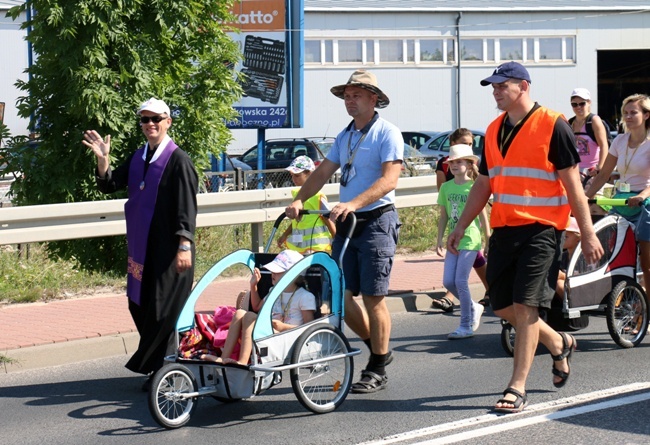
[625,202,650,242]
[332,209,400,297]
[486,223,563,311]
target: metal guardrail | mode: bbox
[0,176,437,246]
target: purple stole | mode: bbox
[125,140,178,305]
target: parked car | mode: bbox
[418,130,485,165]
[306,137,335,157]
[402,144,434,176]
[237,138,326,171]
[402,131,440,150]
[236,138,327,187]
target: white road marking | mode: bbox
[356,382,650,445]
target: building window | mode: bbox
[461,39,483,61]
[406,40,415,62]
[365,40,375,64]
[500,38,523,61]
[420,39,444,62]
[338,40,362,63]
[323,40,333,63]
[379,39,403,63]
[539,38,562,60]
[305,40,321,63]
[304,35,574,66]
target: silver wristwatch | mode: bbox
[178,244,191,252]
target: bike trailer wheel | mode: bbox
[606,279,649,348]
[290,324,354,414]
[500,320,515,357]
[148,363,198,429]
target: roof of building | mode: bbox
[304,1,650,12]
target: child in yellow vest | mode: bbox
[278,156,336,253]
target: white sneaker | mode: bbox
[447,327,474,339]
[472,302,484,332]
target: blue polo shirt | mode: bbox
[327,115,403,212]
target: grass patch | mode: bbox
[0,354,18,365]
[0,206,441,305]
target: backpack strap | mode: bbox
[584,113,596,141]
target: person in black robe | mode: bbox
[83,98,198,390]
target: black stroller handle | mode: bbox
[266,211,356,268]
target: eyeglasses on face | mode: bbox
[140,115,167,124]
[571,102,587,108]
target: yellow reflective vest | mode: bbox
[286,189,332,253]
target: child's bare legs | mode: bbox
[202,309,246,363]
[227,311,258,365]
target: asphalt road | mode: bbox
[1,308,650,445]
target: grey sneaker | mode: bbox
[472,302,484,332]
[447,327,474,339]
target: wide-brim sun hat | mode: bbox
[330,69,390,109]
[444,144,480,164]
[137,97,171,116]
[263,250,304,273]
[566,217,580,234]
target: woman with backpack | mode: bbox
[568,88,610,173]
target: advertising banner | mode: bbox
[226,0,291,129]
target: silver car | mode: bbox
[418,130,485,165]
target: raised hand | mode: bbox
[82,130,111,177]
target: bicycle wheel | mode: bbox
[290,324,353,414]
[148,363,198,429]
[500,320,515,357]
[606,279,648,348]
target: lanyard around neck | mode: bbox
[280,288,298,322]
[346,113,379,166]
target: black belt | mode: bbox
[354,204,395,220]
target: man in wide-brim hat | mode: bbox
[285,69,403,394]
[330,69,390,109]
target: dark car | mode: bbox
[238,138,326,171]
[401,131,440,150]
[237,138,327,188]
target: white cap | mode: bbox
[570,88,591,101]
[137,97,171,116]
[263,250,304,273]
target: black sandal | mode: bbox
[351,370,388,394]
[551,332,576,388]
[430,296,454,313]
[494,387,528,413]
[478,294,490,307]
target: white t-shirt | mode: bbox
[609,133,650,192]
[271,287,316,327]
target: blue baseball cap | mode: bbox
[480,62,532,86]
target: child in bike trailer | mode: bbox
[202,250,316,365]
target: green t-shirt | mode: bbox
[437,180,483,251]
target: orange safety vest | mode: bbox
[485,107,570,230]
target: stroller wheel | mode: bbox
[290,324,353,414]
[500,320,515,357]
[148,363,198,429]
[606,279,649,348]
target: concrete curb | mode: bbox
[1,286,482,373]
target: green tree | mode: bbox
[3,0,242,272]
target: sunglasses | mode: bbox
[140,115,167,124]
[571,101,587,108]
